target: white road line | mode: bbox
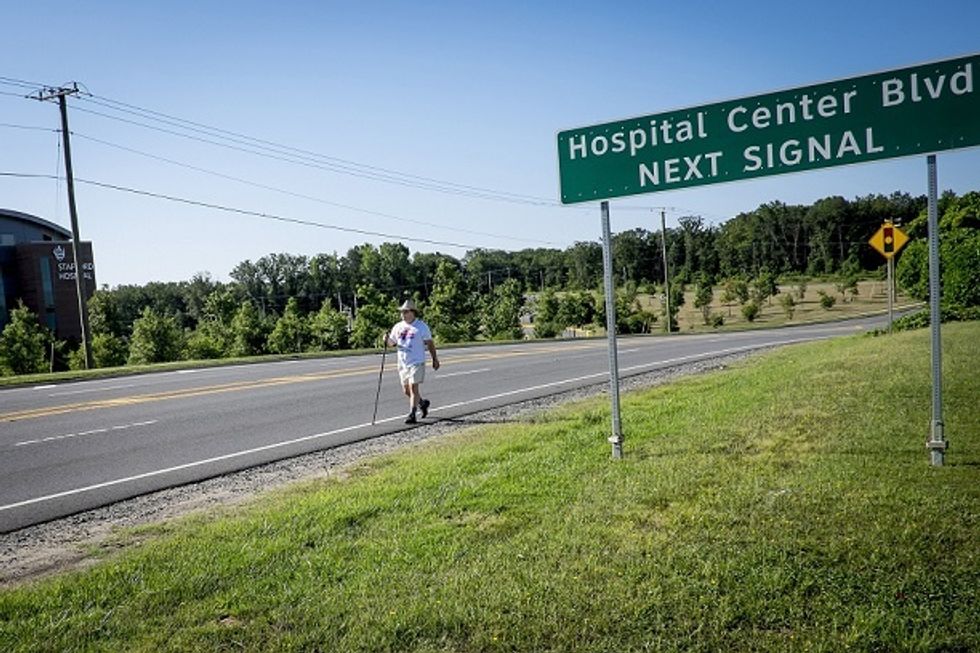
[49,384,138,397]
[0,416,402,512]
[0,336,830,513]
[33,384,56,390]
[13,420,159,448]
[437,368,491,379]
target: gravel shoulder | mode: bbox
[0,350,765,589]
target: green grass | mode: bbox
[2,323,978,652]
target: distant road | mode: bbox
[0,315,889,532]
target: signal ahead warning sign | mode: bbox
[869,222,910,259]
[557,53,979,204]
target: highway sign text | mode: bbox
[558,53,979,203]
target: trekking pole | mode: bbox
[371,336,388,425]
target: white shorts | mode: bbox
[398,364,425,385]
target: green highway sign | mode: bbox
[557,53,980,204]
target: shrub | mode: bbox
[309,301,350,351]
[92,332,128,367]
[818,291,837,310]
[0,301,51,375]
[709,313,725,328]
[741,301,761,322]
[128,307,185,365]
[779,294,796,320]
[533,321,560,339]
[893,306,980,331]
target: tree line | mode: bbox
[2,190,977,376]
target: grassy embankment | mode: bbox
[2,324,977,652]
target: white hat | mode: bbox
[399,299,417,312]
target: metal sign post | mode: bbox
[600,201,624,459]
[925,155,947,465]
[887,255,894,333]
[660,209,671,334]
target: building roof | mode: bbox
[0,208,72,240]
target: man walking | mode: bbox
[386,299,440,424]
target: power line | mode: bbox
[80,93,553,204]
[0,171,482,250]
[71,94,702,215]
[69,103,565,205]
[8,80,731,222]
[70,131,559,246]
[0,77,45,91]
[0,122,58,132]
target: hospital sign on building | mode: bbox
[557,53,979,203]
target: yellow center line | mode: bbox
[0,341,612,423]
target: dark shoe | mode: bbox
[405,413,417,425]
[420,399,431,418]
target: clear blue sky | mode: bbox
[2,1,978,286]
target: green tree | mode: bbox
[481,279,525,340]
[779,293,796,320]
[309,300,350,351]
[87,289,125,338]
[556,291,596,328]
[835,276,858,303]
[818,291,837,310]
[128,307,184,365]
[267,297,310,354]
[939,228,980,308]
[752,269,779,305]
[184,287,239,360]
[426,260,477,343]
[596,282,656,334]
[531,287,561,338]
[741,301,761,322]
[229,301,267,357]
[0,301,51,375]
[184,326,226,361]
[896,240,928,300]
[350,285,395,349]
[897,193,980,309]
[91,332,128,368]
[797,279,808,300]
[720,279,739,317]
[693,273,714,325]
[660,283,685,332]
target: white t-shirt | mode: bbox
[389,319,432,368]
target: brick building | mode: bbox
[0,208,96,342]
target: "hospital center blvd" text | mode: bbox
[557,54,979,203]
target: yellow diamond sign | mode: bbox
[869,222,909,259]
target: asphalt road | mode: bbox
[0,316,889,532]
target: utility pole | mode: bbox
[32,83,92,369]
[660,209,671,334]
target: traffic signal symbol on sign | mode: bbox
[869,222,909,259]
